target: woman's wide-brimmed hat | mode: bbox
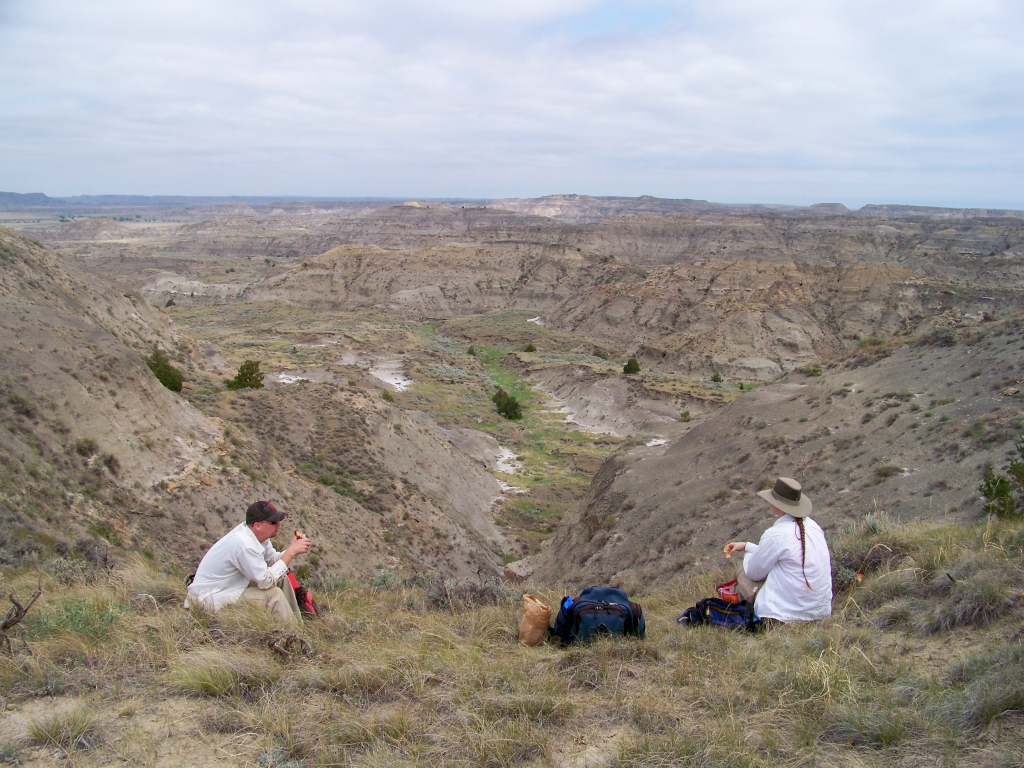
[757,477,812,517]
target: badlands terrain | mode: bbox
[4,193,1024,576]
[0,193,1022,766]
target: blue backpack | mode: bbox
[677,597,756,630]
[551,586,646,645]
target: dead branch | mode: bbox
[0,575,42,656]
[268,632,313,659]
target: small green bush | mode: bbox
[381,390,394,403]
[467,345,477,356]
[492,387,522,420]
[711,371,723,383]
[679,410,691,422]
[979,436,1024,518]
[623,358,641,375]
[146,348,182,392]
[225,360,264,390]
[72,437,98,457]
[925,327,956,347]
[524,343,537,353]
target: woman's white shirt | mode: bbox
[743,514,832,622]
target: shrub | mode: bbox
[381,390,394,403]
[372,568,404,591]
[6,392,37,418]
[492,387,522,420]
[467,345,477,356]
[99,452,120,476]
[623,358,640,375]
[875,465,903,480]
[979,436,1024,518]
[72,437,98,457]
[225,360,264,390]
[678,410,690,422]
[164,297,175,307]
[524,343,537,352]
[798,364,823,376]
[145,348,182,392]
[88,521,122,546]
[711,371,723,383]
[925,327,956,347]
[593,347,609,359]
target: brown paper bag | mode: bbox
[518,594,550,646]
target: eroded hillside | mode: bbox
[0,228,510,582]
[532,323,1024,590]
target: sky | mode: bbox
[1,0,1023,207]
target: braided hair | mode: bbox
[795,517,813,590]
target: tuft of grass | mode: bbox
[27,705,98,750]
[172,649,282,698]
[942,644,1024,731]
[28,597,125,639]
[917,569,1016,633]
[824,700,913,748]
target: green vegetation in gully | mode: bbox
[169,305,614,549]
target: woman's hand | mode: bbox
[723,541,746,559]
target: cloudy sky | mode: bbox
[1,0,1022,207]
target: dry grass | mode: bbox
[26,704,98,750]
[0,518,1022,766]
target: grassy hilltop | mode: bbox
[1,512,1021,767]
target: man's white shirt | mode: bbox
[185,522,289,610]
[743,514,833,622]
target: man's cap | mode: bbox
[756,477,812,517]
[246,500,286,525]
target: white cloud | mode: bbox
[0,0,1022,206]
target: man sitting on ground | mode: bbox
[186,500,311,623]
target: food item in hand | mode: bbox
[723,544,732,559]
[294,529,305,540]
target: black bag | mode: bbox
[551,586,645,645]
[677,597,756,630]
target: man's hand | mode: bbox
[723,541,746,559]
[281,535,311,565]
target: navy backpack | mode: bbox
[551,586,646,645]
[676,597,756,630]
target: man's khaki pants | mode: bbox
[734,553,765,603]
[239,576,301,623]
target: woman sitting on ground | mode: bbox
[723,477,833,623]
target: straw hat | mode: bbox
[757,477,812,517]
